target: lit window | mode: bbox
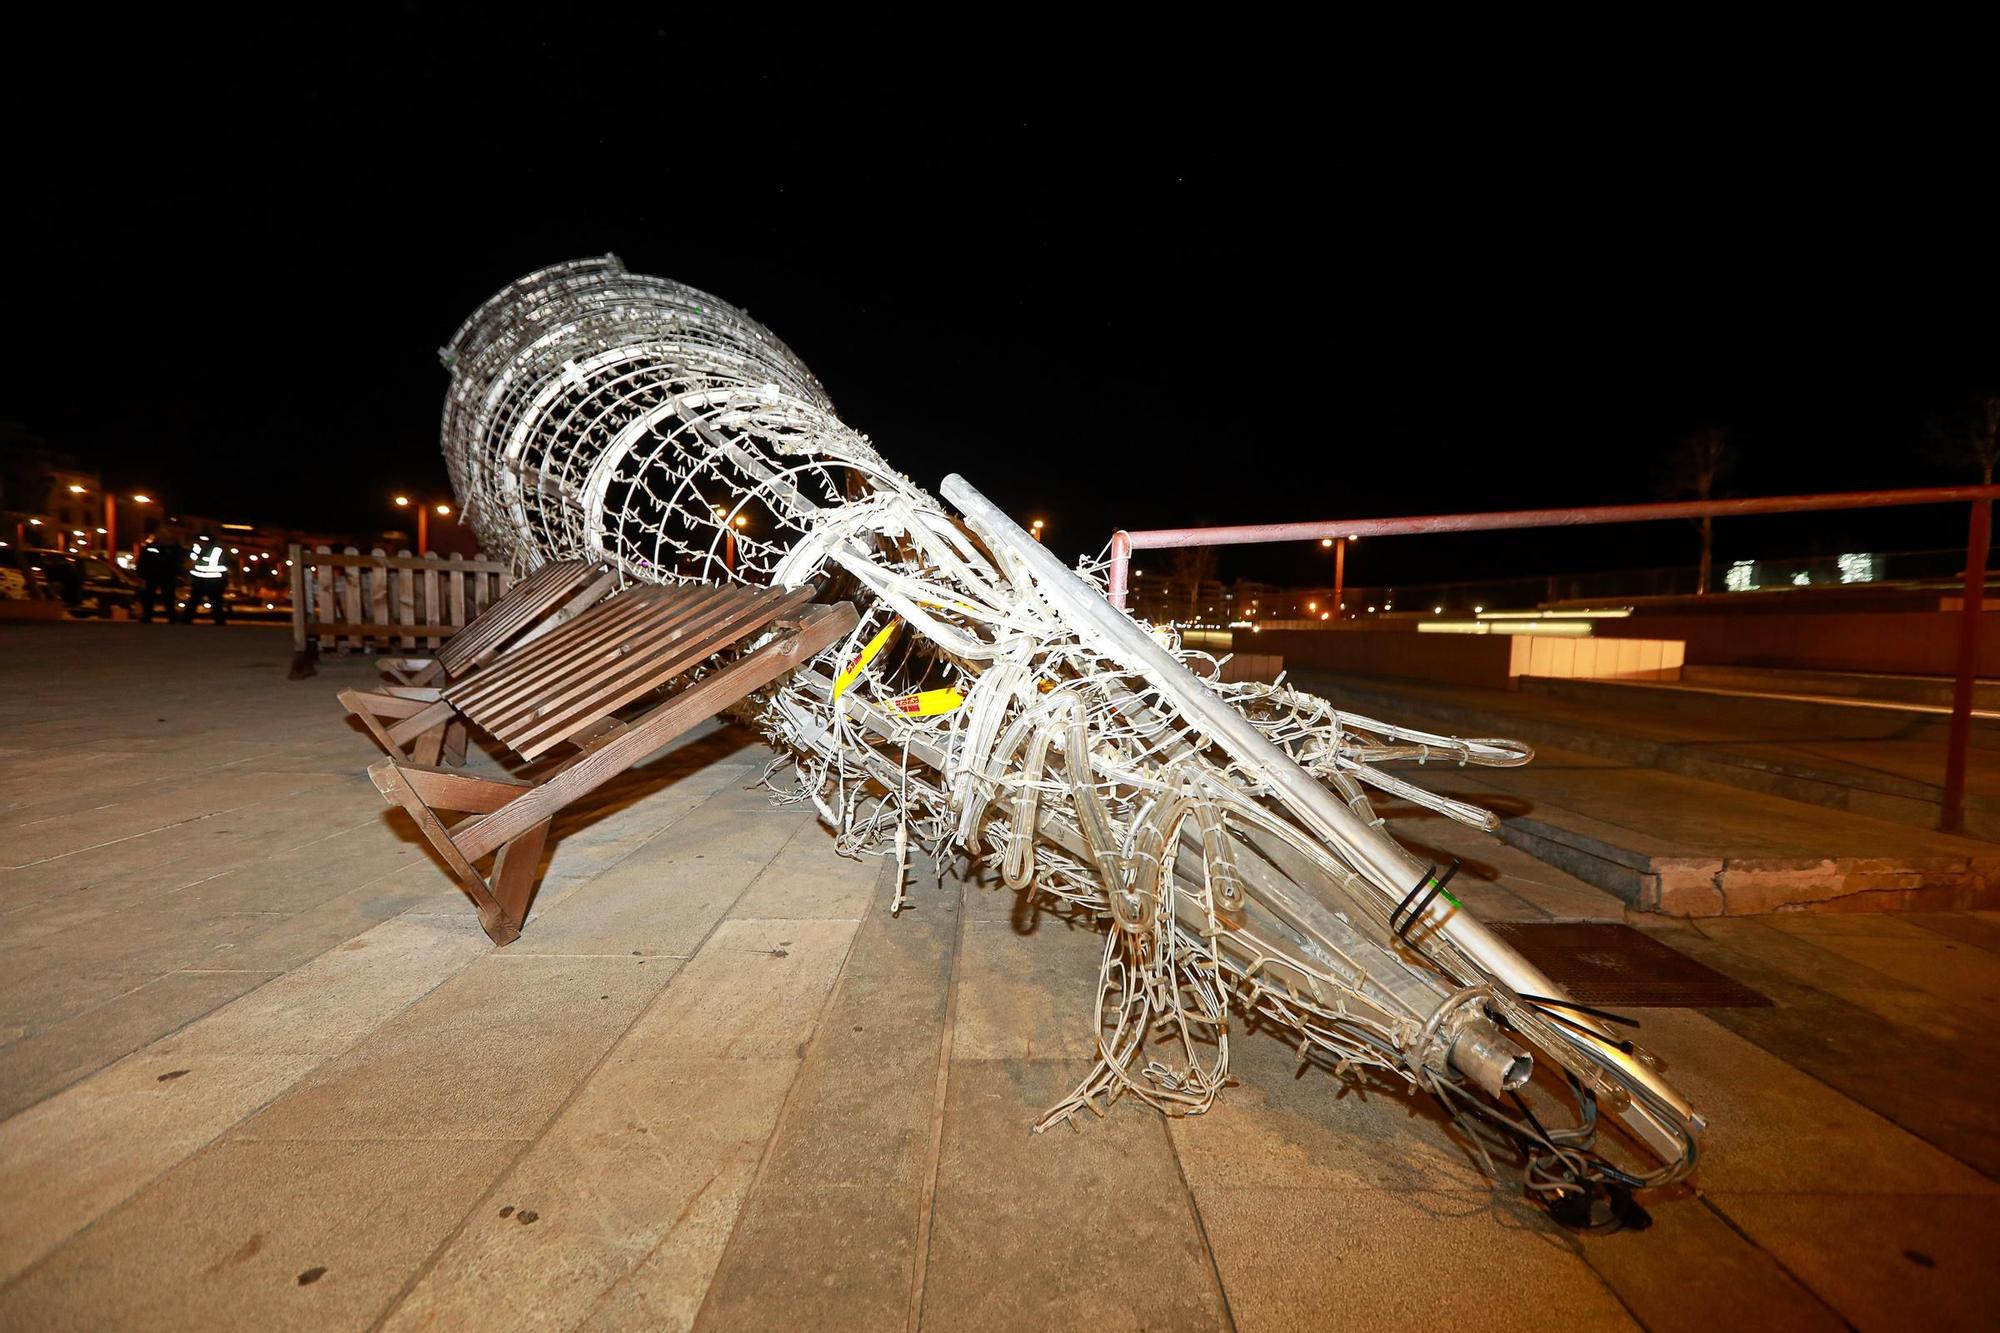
[1837,552,1875,584]
[1724,560,1756,593]
[1791,571,1811,586]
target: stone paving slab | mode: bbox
[0,1137,519,1332]
[693,866,951,1329]
[0,913,492,1281]
[4,624,2000,1330]
[1570,1196,1843,1333]
[1197,1185,1637,1332]
[0,967,278,1120]
[1709,1191,2000,1333]
[921,1058,1231,1331]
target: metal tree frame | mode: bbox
[440,256,1706,1217]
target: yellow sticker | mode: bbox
[883,688,966,717]
[832,618,900,700]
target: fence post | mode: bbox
[1942,497,1991,834]
[288,544,306,654]
[1107,531,1132,609]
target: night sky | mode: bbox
[9,14,1995,586]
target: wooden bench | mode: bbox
[380,557,615,687]
[363,581,856,944]
[339,558,615,765]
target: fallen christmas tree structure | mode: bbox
[436,256,1704,1224]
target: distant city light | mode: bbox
[1320,537,1333,547]
[434,504,451,516]
[395,495,411,506]
[1725,560,1757,592]
[1791,571,1811,586]
[1837,552,1875,584]
[67,484,85,494]
[131,494,152,504]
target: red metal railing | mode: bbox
[1105,485,2000,834]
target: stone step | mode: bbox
[1520,674,2000,747]
[1681,663,2000,710]
[1293,668,2000,915]
[1302,669,2000,840]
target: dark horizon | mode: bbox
[9,13,1995,588]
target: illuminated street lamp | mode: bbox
[111,492,160,559]
[394,494,453,554]
[713,507,751,571]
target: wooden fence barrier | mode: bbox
[289,545,513,674]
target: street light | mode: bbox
[393,494,452,554]
[110,492,161,558]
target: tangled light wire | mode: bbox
[440,257,1705,1210]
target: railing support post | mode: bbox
[1108,530,1131,610]
[1942,497,1990,834]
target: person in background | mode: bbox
[136,531,181,623]
[182,534,231,624]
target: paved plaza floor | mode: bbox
[1,622,1995,1329]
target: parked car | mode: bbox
[15,549,142,616]
[0,548,47,602]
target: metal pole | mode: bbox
[1942,498,1990,834]
[1334,537,1346,619]
[1107,530,1131,609]
[1118,484,2000,553]
[417,505,429,556]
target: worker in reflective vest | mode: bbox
[182,535,231,624]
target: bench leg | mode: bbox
[368,759,535,946]
[490,816,552,939]
[442,717,470,767]
[339,688,409,760]
[411,721,447,767]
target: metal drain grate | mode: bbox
[1487,922,1771,1008]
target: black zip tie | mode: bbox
[1517,993,1640,1029]
[1510,1089,1556,1146]
[1391,858,1461,940]
[1537,1007,1637,1054]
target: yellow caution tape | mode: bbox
[883,688,966,717]
[832,618,900,700]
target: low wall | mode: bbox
[1254,628,1518,688]
[1253,627,1683,690]
[1597,609,2000,677]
